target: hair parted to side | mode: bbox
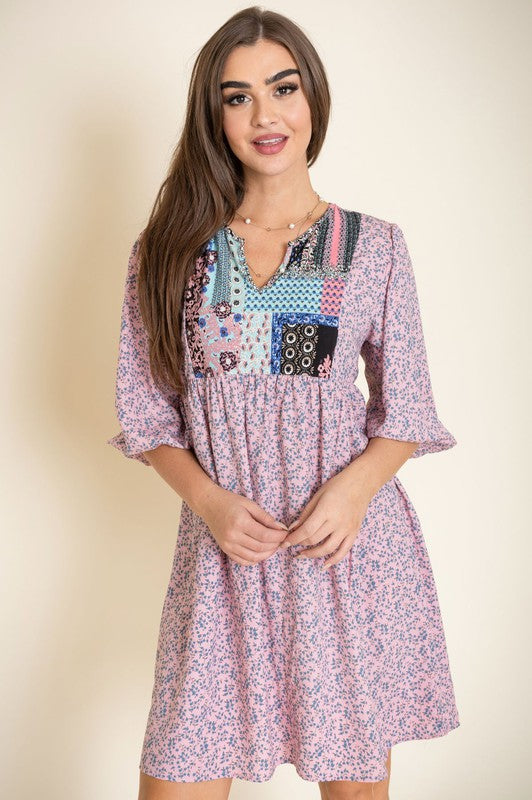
[135,5,331,396]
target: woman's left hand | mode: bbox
[279,466,376,569]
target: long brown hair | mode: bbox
[136,5,331,395]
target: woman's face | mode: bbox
[220,39,312,179]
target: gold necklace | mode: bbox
[234,191,323,234]
[233,192,326,280]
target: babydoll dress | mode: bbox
[107,202,460,783]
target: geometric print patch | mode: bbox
[271,314,339,378]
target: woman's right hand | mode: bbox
[199,485,289,566]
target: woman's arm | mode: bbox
[144,445,221,518]
[144,445,289,567]
[340,436,420,503]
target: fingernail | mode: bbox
[280,541,290,548]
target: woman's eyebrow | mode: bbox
[220,68,300,90]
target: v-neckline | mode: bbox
[223,202,333,293]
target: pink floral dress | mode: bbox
[107,202,460,783]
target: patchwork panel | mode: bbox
[320,277,345,316]
[271,314,339,378]
[184,207,362,379]
[238,312,272,373]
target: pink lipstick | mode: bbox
[251,135,288,155]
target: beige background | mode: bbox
[2,1,530,798]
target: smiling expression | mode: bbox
[220,39,313,177]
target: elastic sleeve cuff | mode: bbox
[107,431,192,466]
[366,405,457,458]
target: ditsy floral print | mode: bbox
[107,202,459,783]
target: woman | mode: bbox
[107,7,460,800]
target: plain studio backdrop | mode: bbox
[1,1,530,798]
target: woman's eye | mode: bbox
[276,82,298,97]
[225,93,248,106]
[224,82,299,106]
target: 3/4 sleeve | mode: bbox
[106,234,192,466]
[359,222,457,459]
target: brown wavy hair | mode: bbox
[135,5,331,395]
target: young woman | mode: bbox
[107,7,460,800]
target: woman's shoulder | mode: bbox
[333,202,397,233]
[333,205,405,286]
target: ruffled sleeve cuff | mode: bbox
[106,429,192,467]
[365,404,457,459]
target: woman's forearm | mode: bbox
[144,437,418,521]
[144,445,221,518]
[342,437,419,501]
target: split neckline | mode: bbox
[223,202,334,293]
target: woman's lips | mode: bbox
[251,136,288,155]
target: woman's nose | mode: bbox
[251,97,280,127]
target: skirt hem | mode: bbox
[138,717,460,784]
